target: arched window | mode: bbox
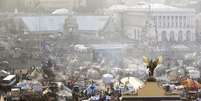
[161,31,167,41]
[186,31,191,41]
[175,16,178,28]
[170,31,175,41]
[134,29,137,40]
[178,31,183,41]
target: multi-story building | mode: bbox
[121,3,196,43]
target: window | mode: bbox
[179,16,182,28]
[158,16,161,28]
[171,16,174,28]
[178,31,183,41]
[163,16,166,28]
[175,16,178,28]
[170,31,175,41]
[187,16,190,28]
[183,16,186,28]
[167,16,170,28]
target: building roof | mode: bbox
[22,15,110,32]
[21,16,66,32]
[76,16,110,31]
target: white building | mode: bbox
[120,3,196,42]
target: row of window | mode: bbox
[161,31,192,41]
[153,15,192,28]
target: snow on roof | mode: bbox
[127,3,195,12]
[52,8,70,15]
[22,16,66,32]
[108,4,128,12]
[76,16,110,31]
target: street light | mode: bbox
[66,13,78,44]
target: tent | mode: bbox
[102,74,113,84]
[120,77,144,91]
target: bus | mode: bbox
[0,75,16,87]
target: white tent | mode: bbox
[121,77,144,91]
[171,44,190,51]
[102,74,114,84]
[188,70,200,79]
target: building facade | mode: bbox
[196,13,201,42]
[122,3,196,42]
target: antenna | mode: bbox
[145,0,158,58]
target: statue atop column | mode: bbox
[143,56,162,81]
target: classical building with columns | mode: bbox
[122,3,196,42]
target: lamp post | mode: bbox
[66,12,78,45]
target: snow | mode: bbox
[108,4,128,12]
[108,3,195,13]
[52,8,71,15]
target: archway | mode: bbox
[178,31,183,42]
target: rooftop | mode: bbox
[76,16,110,31]
[21,16,66,32]
[21,15,110,32]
